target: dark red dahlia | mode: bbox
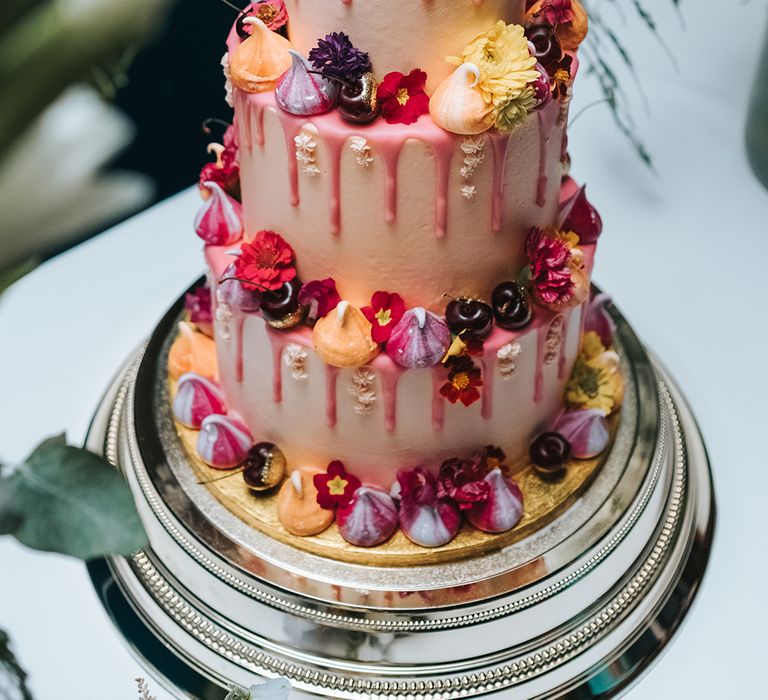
[525,228,574,306]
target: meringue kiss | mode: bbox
[276,50,338,116]
[196,415,253,469]
[313,301,379,368]
[173,372,227,429]
[337,487,398,547]
[467,469,524,534]
[386,307,451,369]
[194,181,243,246]
[277,468,334,536]
[553,409,610,459]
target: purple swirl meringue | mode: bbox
[196,414,253,469]
[173,372,227,429]
[194,181,243,246]
[583,293,616,347]
[553,408,610,459]
[337,487,398,547]
[217,261,262,313]
[275,50,338,116]
[394,467,462,548]
[385,307,452,369]
[467,469,524,534]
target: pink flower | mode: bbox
[525,227,574,305]
[377,70,430,125]
[185,284,213,335]
[299,278,341,324]
[437,456,490,511]
[235,230,296,292]
[241,1,288,32]
[541,0,574,26]
[396,466,440,506]
[199,126,240,200]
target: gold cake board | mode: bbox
[86,283,715,699]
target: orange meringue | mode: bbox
[277,468,334,537]
[229,18,294,94]
[430,63,493,135]
[168,321,219,380]
[312,301,380,369]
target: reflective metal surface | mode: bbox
[87,289,715,698]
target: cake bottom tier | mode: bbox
[212,295,585,490]
[85,298,715,698]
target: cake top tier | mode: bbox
[283,0,526,92]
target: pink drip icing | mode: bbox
[479,356,494,420]
[324,131,346,235]
[489,133,511,232]
[534,324,547,402]
[265,328,285,403]
[372,359,404,432]
[275,109,307,208]
[558,312,571,380]
[431,132,455,239]
[536,110,549,208]
[234,314,246,384]
[253,101,265,147]
[325,366,339,427]
[236,92,253,154]
[431,367,446,432]
[373,137,405,225]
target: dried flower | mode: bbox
[541,0,575,26]
[525,227,574,305]
[550,53,573,99]
[299,278,341,324]
[361,291,406,343]
[313,461,361,510]
[377,70,430,125]
[440,355,483,406]
[235,230,296,292]
[437,455,490,510]
[308,32,372,83]
[184,284,213,335]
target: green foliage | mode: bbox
[0,628,33,700]
[0,435,147,559]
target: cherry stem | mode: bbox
[202,117,232,136]
[306,70,355,92]
[218,0,245,13]
[218,276,273,294]
[197,466,245,485]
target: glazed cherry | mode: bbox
[526,24,563,72]
[338,72,380,124]
[261,277,302,322]
[492,282,533,331]
[445,297,494,339]
[530,432,572,475]
[242,442,286,491]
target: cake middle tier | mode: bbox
[235,90,569,311]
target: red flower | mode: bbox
[525,227,574,305]
[235,230,296,292]
[437,455,490,510]
[313,461,361,510]
[361,291,405,343]
[199,127,240,200]
[377,70,430,125]
[483,445,508,472]
[396,466,439,506]
[185,284,213,334]
[440,356,483,407]
[541,0,574,26]
[299,278,341,324]
[550,54,574,100]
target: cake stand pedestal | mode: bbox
[86,289,715,699]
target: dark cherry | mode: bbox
[526,24,563,72]
[445,297,494,339]
[530,432,572,477]
[242,442,286,491]
[338,72,381,124]
[261,277,302,322]
[492,282,533,331]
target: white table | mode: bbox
[2,4,767,698]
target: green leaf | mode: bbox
[0,435,148,559]
[0,628,33,700]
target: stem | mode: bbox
[218,0,245,13]
[197,467,245,485]
[202,117,232,135]
[218,276,270,294]
[306,70,354,92]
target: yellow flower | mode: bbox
[447,21,540,116]
[494,86,537,132]
[580,331,608,361]
[555,230,580,249]
[565,358,622,416]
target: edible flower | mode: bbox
[377,70,430,125]
[525,227,574,306]
[308,32,372,83]
[239,1,288,33]
[313,460,361,510]
[437,455,490,510]
[565,332,624,415]
[442,331,484,364]
[299,278,341,325]
[185,284,213,335]
[540,0,575,26]
[447,21,540,131]
[440,356,483,407]
[198,126,240,200]
[396,466,440,506]
[235,230,296,292]
[550,53,573,99]
[362,291,406,343]
[483,445,508,472]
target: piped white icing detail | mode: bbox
[461,184,477,200]
[350,136,373,167]
[290,470,303,496]
[215,288,234,342]
[413,306,427,329]
[283,343,308,381]
[221,52,233,107]
[544,315,565,366]
[459,135,486,198]
[348,367,377,415]
[294,130,319,176]
[497,342,522,379]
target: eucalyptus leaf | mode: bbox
[0,435,147,559]
[0,628,33,700]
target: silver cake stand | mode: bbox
[86,284,715,699]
